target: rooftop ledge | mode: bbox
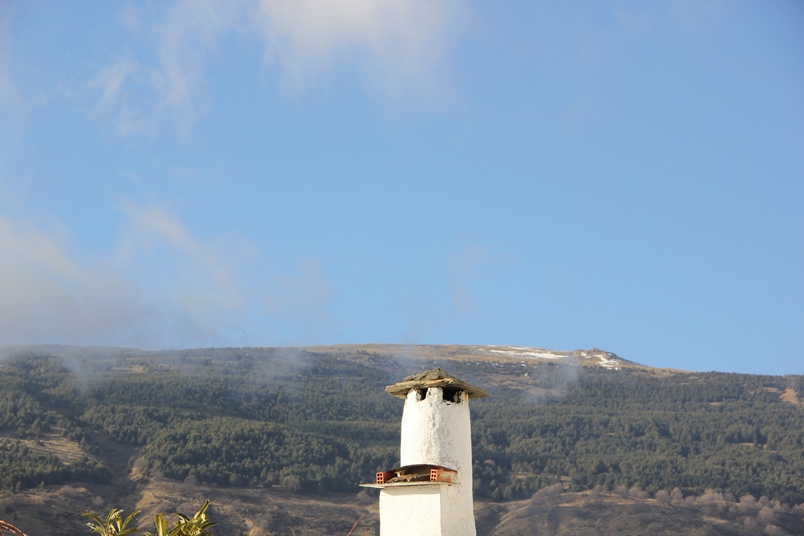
[360,481,459,489]
[385,368,489,399]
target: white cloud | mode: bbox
[91,0,239,137]
[0,216,143,346]
[93,58,132,113]
[0,201,333,349]
[90,55,152,136]
[90,0,461,136]
[256,0,460,98]
[151,0,239,135]
[115,201,246,311]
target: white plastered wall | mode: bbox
[379,486,444,536]
[379,387,476,536]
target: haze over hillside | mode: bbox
[1,342,649,372]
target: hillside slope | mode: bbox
[0,344,802,535]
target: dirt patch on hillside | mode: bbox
[0,432,96,466]
[130,476,379,536]
[0,485,104,536]
[1,480,379,536]
[762,387,801,406]
[89,429,139,479]
[781,388,801,406]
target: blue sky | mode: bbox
[0,1,801,375]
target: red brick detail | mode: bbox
[376,471,394,485]
[429,468,456,483]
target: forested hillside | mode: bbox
[0,345,803,533]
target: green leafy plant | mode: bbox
[82,509,141,536]
[145,500,216,536]
[83,502,216,536]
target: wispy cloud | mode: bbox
[150,0,238,136]
[0,215,143,346]
[115,201,246,312]
[0,201,333,349]
[256,0,461,99]
[89,0,462,136]
[91,0,239,137]
[90,55,154,136]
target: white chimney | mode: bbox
[364,369,489,536]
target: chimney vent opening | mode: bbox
[442,386,463,403]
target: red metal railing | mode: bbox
[0,520,29,536]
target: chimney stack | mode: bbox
[364,369,488,536]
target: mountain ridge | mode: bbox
[1,342,670,373]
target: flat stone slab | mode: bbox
[385,368,489,399]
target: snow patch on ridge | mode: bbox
[477,346,624,370]
[486,348,563,360]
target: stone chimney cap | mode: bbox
[385,368,490,399]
